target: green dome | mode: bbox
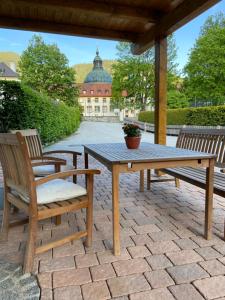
[84,49,112,83]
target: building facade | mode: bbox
[78,50,138,121]
[0,62,19,81]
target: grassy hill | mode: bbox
[74,59,115,83]
[0,52,20,67]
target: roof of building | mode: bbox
[0,62,18,78]
[84,50,112,84]
[78,83,112,97]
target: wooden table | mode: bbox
[84,142,215,256]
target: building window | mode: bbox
[87,106,92,113]
[103,98,107,103]
[90,90,94,94]
[105,89,109,94]
[87,98,91,103]
[95,106,100,113]
[95,98,99,103]
[82,90,86,94]
[103,106,107,113]
[97,89,101,94]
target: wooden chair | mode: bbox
[0,132,100,273]
[11,129,81,183]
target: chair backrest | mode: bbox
[11,129,43,158]
[0,132,35,200]
[176,128,225,168]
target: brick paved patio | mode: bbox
[1,153,225,300]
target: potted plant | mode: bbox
[123,123,141,149]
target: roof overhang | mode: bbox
[0,0,220,54]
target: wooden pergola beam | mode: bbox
[15,0,159,23]
[0,16,137,42]
[132,0,220,54]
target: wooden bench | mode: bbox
[147,129,225,227]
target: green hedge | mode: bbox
[0,80,81,144]
[138,106,225,126]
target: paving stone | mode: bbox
[174,238,199,250]
[107,274,150,298]
[195,246,222,260]
[75,253,99,268]
[149,230,178,242]
[127,245,151,258]
[131,234,153,246]
[39,256,75,272]
[173,228,196,238]
[53,241,85,258]
[194,276,225,299]
[104,236,135,249]
[147,241,180,254]
[166,250,203,266]
[199,259,225,276]
[146,254,173,270]
[82,281,111,300]
[54,286,82,300]
[40,288,52,300]
[113,258,150,276]
[37,273,52,289]
[191,236,221,247]
[213,243,225,255]
[133,224,161,235]
[167,263,209,284]
[91,263,116,281]
[130,288,175,300]
[97,249,131,264]
[145,270,174,288]
[169,283,204,300]
[53,268,91,288]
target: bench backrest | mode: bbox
[176,128,225,168]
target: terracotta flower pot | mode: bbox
[124,136,141,149]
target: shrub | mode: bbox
[0,80,81,144]
[138,105,225,126]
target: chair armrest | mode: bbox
[43,150,82,156]
[32,161,66,167]
[31,156,67,164]
[35,169,101,186]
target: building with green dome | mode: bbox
[78,49,138,121]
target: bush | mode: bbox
[138,105,225,126]
[0,80,81,144]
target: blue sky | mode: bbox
[0,1,224,71]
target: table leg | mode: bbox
[112,165,120,256]
[139,170,144,192]
[205,158,214,240]
[85,152,89,187]
[147,169,151,190]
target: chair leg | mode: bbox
[1,191,10,241]
[175,178,180,188]
[55,215,61,226]
[23,217,37,274]
[85,174,93,247]
[147,169,151,190]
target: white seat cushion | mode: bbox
[33,164,74,176]
[20,179,87,204]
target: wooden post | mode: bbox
[154,37,167,146]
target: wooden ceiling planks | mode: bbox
[0,0,220,54]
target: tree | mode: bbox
[112,35,178,111]
[19,35,78,106]
[167,90,189,108]
[184,13,225,106]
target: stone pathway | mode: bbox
[0,122,225,299]
[0,260,40,299]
